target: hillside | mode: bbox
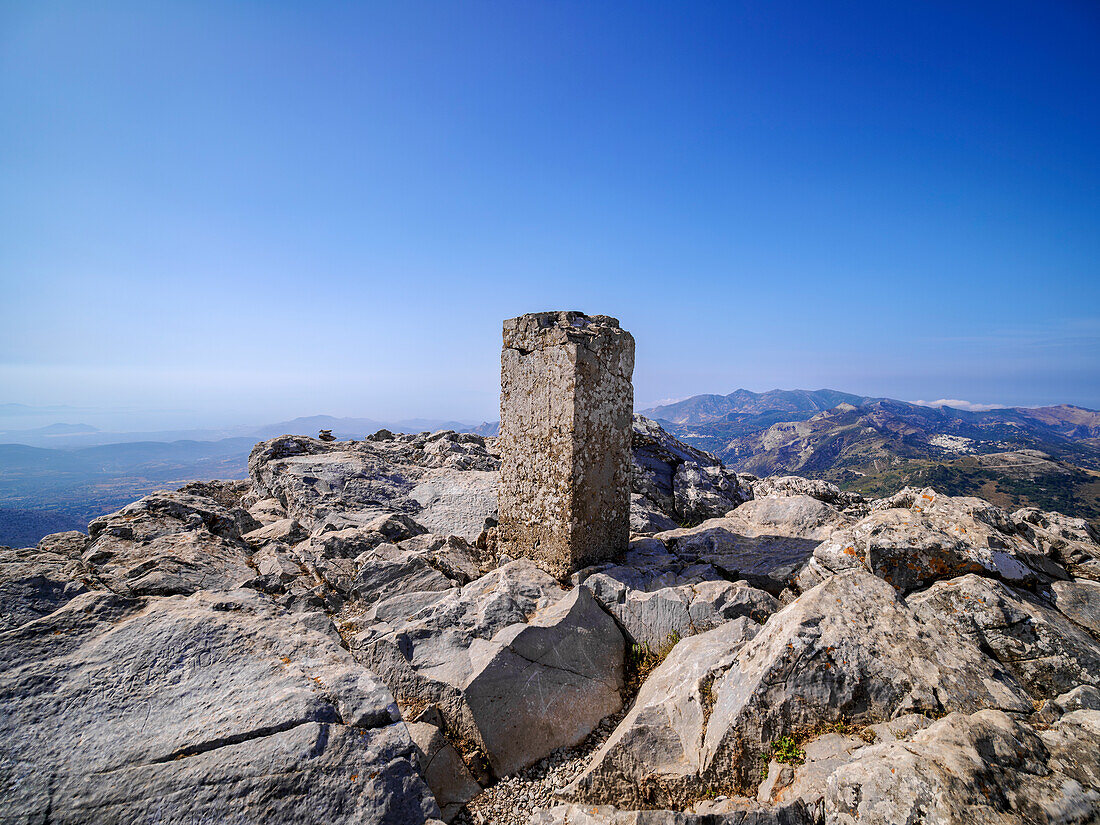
[656,395,1100,528]
[638,388,872,424]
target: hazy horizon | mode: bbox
[1,382,1098,437]
[3,2,1098,420]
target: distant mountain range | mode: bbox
[638,388,874,424]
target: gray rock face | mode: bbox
[82,491,260,597]
[410,469,499,541]
[578,539,777,648]
[748,476,865,512]
[0,542,89,631]
[529,801,810,824]
[632,415,749,529]
[499,312,635,577]
[570,571,1032,807]
[1048,578,1100,637]
[565,617,761,809]
[0,587,439,824]
[826,709,1100,825]
[801,487,1067,595]
[349,559,626,778]
[1013,506,1100,579]
[407,717,481,822]
[248,431,498,540]
[908,574,1100,697]
[653,494,850,593]
[629,492,680,534]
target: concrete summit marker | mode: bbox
[498,311,635,577]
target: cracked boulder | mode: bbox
[81,491,260,597]
[569,570,1031,807]
[349,560,625,778]
[406,711,480,823]
[1047,578,1100,637]
[749,476,866,512]
[908,573,1100,697]
[0,587,439,824]
[654,494,849,593]
[631,416,748,529]
[800,488,1067,595]
[1013,507,1100,580]
[564,617,761,809]
[579,541,776,648]
[248,432,498,540]
[826,709,1100,824]
[0,536,92,632]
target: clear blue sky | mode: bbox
[2,0,1098,427]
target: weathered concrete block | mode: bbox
[498,311,635,577]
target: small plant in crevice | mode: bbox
[768,735,805,765]
[624,631,681,695]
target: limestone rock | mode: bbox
[528,801,810,824]
[825,709,1100,824]
[673,462,748,525]
[632,415,748,528]
[758,731,866,816]
[630,493,679,534]
[0,587,439,824]
[409,469,499,541]
[350,560,625,778]
[908,574,1100,697]
[570,571,1031,807]
[36,529,90,558]
[654,494,849,593]
[248,496,288,524]
[242,517,308,547]
[82,491,259,597]
[248,432,498,540]
[1048,578,1100,637]
[1013,506,1100,579]
[583,551,776,648]
[803,488,1065,594]
[750,476,864,511]
[564,618,760,809]
[407,719,480,822]
[0,542,91,632]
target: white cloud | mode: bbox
[911,399,1009,412]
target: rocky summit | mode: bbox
[2,417,1100,823]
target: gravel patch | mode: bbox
[453,705,628,825]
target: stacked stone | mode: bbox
[498,311,635,578]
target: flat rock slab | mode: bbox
[0,587,438,824]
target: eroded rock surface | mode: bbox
[0,587,438,824]
[347,560,626,779]
[7,413,1100,825]
[248,431,499,539]
[568,571,1032,808]
[826,709,1100,825]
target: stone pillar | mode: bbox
[498,311,635,578]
